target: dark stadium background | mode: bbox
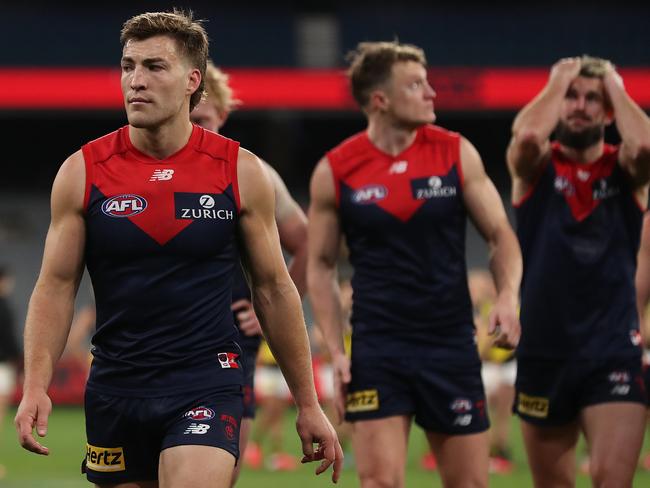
[0,0,648,348]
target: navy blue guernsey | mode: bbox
[328,125,477,362]
[515,143,644,360]
[82,125,244,396]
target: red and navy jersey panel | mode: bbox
[328,125,476,361]
[83,125,244,396]
[515,143,643,359]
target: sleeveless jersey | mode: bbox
[328,125,477,361]
[515,143,643,359]
[82,125,244,396]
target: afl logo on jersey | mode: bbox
[101,195,147,218]
[352,184,387,204]
[184,406,215,421]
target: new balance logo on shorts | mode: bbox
[184,423,211,435]
[149,169,174,181]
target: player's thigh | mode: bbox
[159,445,235,488]
[581,402,646,477]
[520,420,579,487]
[351,416,411,483]
[426,431,489,487]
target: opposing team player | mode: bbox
[14,10,341,487]
[509,56,650,487]
[308,41,521,488]
[190,61,308,484]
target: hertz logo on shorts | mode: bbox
[346,389,379,413]
[517,393,549,418]
[85,444,126,472]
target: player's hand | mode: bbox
[14,388,52,455]
[296,405,344,483]
[602,61,625,91]
[550,57,582,85]
[331,352,351,424]
[231,299,262,337]
[488,293,520,349]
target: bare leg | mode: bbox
[520,420,579,488]
[427,431,489,487]
[581,402,646,488]
[352,416,411,488]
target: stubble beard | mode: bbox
[554,120,604,151]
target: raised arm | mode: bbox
[306,158,349,421]
[507,58,582,198]
[236,149,342,482]
[636,213,650,347]
[15,150,87,455]
[462,138,522,348]
[264,162,308,296]
[603,65,650,191]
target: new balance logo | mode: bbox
[184,423,210,435]
[149,169,174,181]
[389,160,408,174]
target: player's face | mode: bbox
[560,76,610,132]
[190,99,226,133]
[121,35,199,129]
[384,61,436,128]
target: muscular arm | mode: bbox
[507,58,581,200]
[15,150,86,454]
[636,213,650,347]
[237,149,342,480]
[462,139,522,348]
[604,67,650,191]
[264,162,308,296]
[306,158,351,421]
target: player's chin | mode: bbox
[127,113,158,129]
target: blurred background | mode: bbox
[1,0,649,324]
[1,1,649,484]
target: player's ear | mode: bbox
[369,89,389,112]
[187,68,201,97]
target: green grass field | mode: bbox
[1,406,650,487]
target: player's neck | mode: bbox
[367,120,418,157]
[129,117,194,160]
[558,139,605,164]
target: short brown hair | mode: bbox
[579,55,611,79]
[346,41,427,108]
[203,61,241,115]
[120,9,209,110]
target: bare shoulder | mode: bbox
[459,137,486,181]
[237,147,274,213]
[52,150,86,215]
[310,156,336,203]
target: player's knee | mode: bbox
[589,457,635,488]
[358,467,403,488]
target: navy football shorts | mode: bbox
[83,385,243,484]
[241,343,260,419]
[344,355,489,435]
[514,356,647,425]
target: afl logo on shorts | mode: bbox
[184,406,215,421]
[352,184,387,204]
[101,194,147,218]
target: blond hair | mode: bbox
[120,9,209,110]
[346,41,427,108]
[579,55,612,79]
[203,61,241,115]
